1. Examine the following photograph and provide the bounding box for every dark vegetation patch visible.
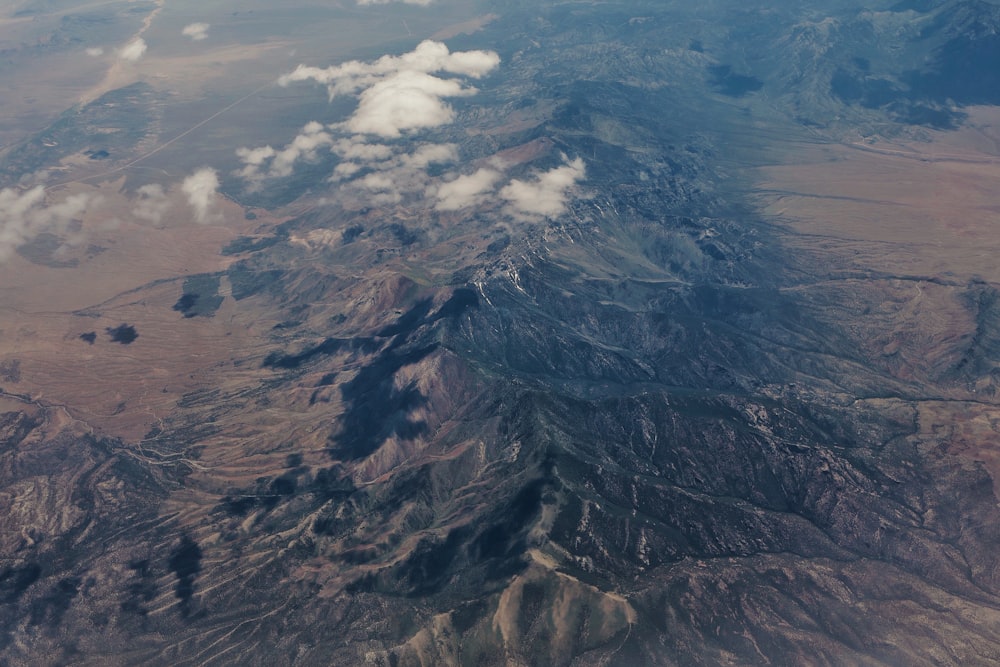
[471,479,546,563]
[435,288,479,320]
[172,274,223,318]
[226,260,285,301]
[401,526,472,596]
[167,535,202,617]
[79,332,96,344]
[451,598,490,633]
[29,577,80,628]
[903,30,1000,106]
[312,515,344,536]
[342,224,365,244]
[85,149,110,160]
[311,466,357,500]
[485,235,510,254]
[519,580,547,623]
[385,223,420,246]
[221,495,258,517]
[262,475,297,509]
[830,66,963,129]
[0,563,42,603]
[377,299,434,338]
[106,324,138,344]
[344,572,378,594]
[708,65,763,97]
[310,481,360,537]
[889,101,962,129]
[0,359,21,383]
[121,560,156,617]
[830,68,901,108]
[220,466,355,517]
[172,293,198,313]
[331,345,438,460]
[310,373,339,405]
[699,242,727,261]
[340,547,379,565]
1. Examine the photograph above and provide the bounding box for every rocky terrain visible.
[4,0,1000,664]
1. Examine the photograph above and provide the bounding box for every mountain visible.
[3,0,1000,664]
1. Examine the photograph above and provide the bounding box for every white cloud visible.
[236,121,334,184]
[85,47,104,57]
[400,143,458,169]
[346,143,457,203]
[356,172,401,205]
[0,187,95,262]
[279,40,499,94]
[118,38,147,62]
[331,137,394,162]
[333,162,363,180]
[236,41,501,207]
[432,167,503,211]
[272,122,333,177]
[234,145,276,181]
[500,156,586,220]
[346,70,475,137]
[182,23,210,41]
[181,168,220,224]
[279,40,499,138]
[131,184,171,224]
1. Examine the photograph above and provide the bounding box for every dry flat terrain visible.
[0,176,267,441]
[759,106,1000,280]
